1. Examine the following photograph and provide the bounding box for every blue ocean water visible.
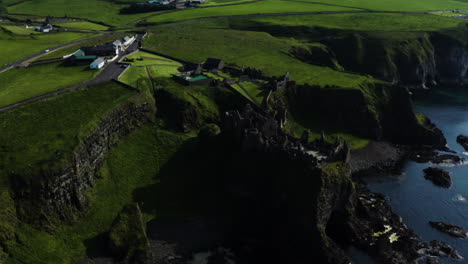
[354,89,468,264]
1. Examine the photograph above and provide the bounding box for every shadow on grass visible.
[84,232,110,258]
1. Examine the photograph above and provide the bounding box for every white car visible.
[44,49,50,53]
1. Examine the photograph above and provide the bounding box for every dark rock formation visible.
[423,167,451,188]
[109,203,150,262]
[408,146,463,165]
[456,135,468,151]
[285,83,447,149]
[349,141,405,176]
[351,185,463,264]
[422,240,463,260]
[429,221,468,238]
[11,100,154,227]
[223,104,350,166]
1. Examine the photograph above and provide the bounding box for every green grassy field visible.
[251,12,463,32]
[35,32,128,61]
[284,110,370,149]
[0,30,94,66]
[0,25,38,35]
[202,0,257,6]
[119,51,182,88]
[144,0,468,24]
[144,22,370,87]
[0,62,99,108]
[4,125,191,264]
[146,0,358,24]
[240,81,266,104]
[55,21,109,31]
[7,0,159,26]
[0,81,136,180]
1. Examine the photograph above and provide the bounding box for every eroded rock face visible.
[11,101,154,227]
[429,221,468,238]
[423,167,451,188]
[422,240,463,260]
[456,135,468,151]
[109,203,150,262]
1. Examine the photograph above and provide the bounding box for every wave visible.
[453,194,468,203]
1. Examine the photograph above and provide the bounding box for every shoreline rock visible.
[423,167,451,188]
[456,135,468,151]
[429,221,468,238]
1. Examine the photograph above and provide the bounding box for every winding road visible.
[0,33,144,113]
[0,32,118,74]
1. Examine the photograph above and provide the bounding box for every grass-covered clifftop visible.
[0,81,155,262]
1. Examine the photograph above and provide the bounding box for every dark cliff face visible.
[218,107,356,264]
[11,101,155,227]
[318,32,468,88]
[284,83,446,148]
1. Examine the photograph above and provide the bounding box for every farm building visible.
[122,36,136,46]
[113,40,122,49]
[35,24,53,33]
[90,57,106,69]
[82,44,119,57]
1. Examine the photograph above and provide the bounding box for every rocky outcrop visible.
[429,221,468,238]
[223,104,350,166]
[322,32,468,88]
[284,83,447,149]
[422,240,463,260]
[289,44,344,71]
[423,167,451,188]
[109,203,150,262]
[11,100,154,227]
[456,135,468,151]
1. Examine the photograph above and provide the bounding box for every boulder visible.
[425,240,462,260]
[456,135,468,151]
[423,167,451,188]
[109,203,150,262]
[429,221,468,238]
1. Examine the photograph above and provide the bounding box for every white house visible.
[113,40,122,49]
[35,24,53,33]
[90,57,106,69]
[122,36,136,46]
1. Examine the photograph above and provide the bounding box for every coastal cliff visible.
[10,97,155,228]
[320,32,468,88]
[282,82,446,148]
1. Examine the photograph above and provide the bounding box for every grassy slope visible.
[0,25,39,35]
[146,0,468,24]
[36,32,128,60]
[5,126,191,264]
[0,62,99,108]
[252,12,463,32]
[0,82,139,264]
[7,0,159,26]
[144,22,369,87]
[0,82,136,176]
[0,30,94,66]
[147,0,358,23]
[55,21,109,31]
[119,51,182,88]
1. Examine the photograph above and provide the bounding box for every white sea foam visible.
[453,194,468,203]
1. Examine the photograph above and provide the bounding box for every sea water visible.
[353,88,468,264]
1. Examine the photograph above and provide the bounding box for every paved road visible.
[0,32,118,74]
[0,34,144,113]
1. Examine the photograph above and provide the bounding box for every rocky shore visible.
[429,221,468,238]
[423,167,452,188]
